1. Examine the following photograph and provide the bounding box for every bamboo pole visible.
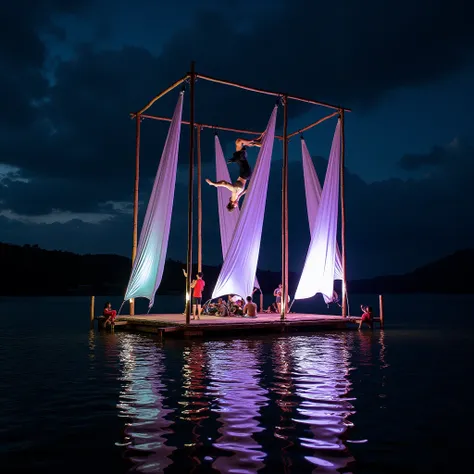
[133,75,189,117]
[136,113,284,140]
[379,294,384,328]
[185,62,196,325]
[130,115,141,316]
[260,292,264,313]
[288,111,339,139]
[90,295,95,328]
[196,73,351,112]
[340,110,348,317]
[197,126,202,273]
[281,96,289,321]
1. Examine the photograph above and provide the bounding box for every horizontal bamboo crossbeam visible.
[136,113,284,140]
[287,111,340,138]
[196,73,351,112]
[133,74,190,117]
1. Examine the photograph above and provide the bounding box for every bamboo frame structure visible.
[130,115,141,316]
[196,73,351,112]
[340,109,348,317]
[281,96,289,320]
[135,113,284,140]
[287,111,339,139]
[129,63,350,322]
[197,126,202,273]
[185,62,196,325]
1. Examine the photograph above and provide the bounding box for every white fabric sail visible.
[212,105,278,300]
[123,92,184,308]
[214,135,260,290]
[295,120,341,301]
[301,138,343,281]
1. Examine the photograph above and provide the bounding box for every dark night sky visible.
[0,0,473,279]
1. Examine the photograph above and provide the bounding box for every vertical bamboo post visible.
[260,292,264,313]
[185,62,196,325]
[90,295,95,328]
[197,126,202,273]
[281,95,289,321]
[379,294,384,328]
[130,115,141,316]
[340,110,348,317]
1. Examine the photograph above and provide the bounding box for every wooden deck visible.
[103,313,377,337]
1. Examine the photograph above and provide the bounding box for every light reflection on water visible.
[110,334,373,474]
[2,294,472,473]
[116,335,175,472]
[209,340,267,473]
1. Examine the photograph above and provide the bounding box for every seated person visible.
[205,302,218,315]
[243,296,258,318]
[264,302,279,313]
[359,305,373,330]
[217,298,228,317]
[233,299,244,316]
[103,302,117,325]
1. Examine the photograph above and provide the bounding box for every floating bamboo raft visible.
[96,312,382,338]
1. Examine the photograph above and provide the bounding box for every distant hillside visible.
[0,242,472,296]
[350,249,473,294]
[0,242,291,296]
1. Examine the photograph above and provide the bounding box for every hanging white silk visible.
[295,120,341,301]
[214,135,260,290]
[301,138,343,282]
[123,92,184,308]
[212,105,278,300]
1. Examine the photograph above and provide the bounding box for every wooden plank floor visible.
[112,313,371,336]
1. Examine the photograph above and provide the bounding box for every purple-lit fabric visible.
[301,138,343,282]
[295,120,341,301]
[214,135,260,290]
[212,105,278,300]
[124,92,184,308]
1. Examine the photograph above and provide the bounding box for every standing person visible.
[274,283,282,313]
[191,272,205,320]
[243,296,258,318]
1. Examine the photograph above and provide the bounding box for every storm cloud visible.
[0,0,473,277]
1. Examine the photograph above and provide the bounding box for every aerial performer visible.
[206,136,263,211]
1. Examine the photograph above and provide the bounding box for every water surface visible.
[0,294,472,473]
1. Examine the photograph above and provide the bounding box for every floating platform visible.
[100,313,380,337]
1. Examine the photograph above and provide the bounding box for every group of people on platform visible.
[100,269,374,329]
[185,272,293,320]
[185,271,259,320]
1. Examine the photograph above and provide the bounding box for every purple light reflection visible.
[181,343,209,422]
[116,336,174,473]
[289,336,356,473]
[207,340,268,473]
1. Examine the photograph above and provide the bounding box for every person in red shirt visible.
[103,302,117,326]
[359,305,373,330]
[191,272,205,320]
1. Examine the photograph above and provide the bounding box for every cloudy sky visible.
[0,0,473,279]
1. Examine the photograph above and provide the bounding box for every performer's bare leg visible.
[206,179,235,192]
[235,137,263,151]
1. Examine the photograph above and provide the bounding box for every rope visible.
[345,288,351,317]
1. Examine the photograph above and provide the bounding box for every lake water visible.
[0,294,472,473]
